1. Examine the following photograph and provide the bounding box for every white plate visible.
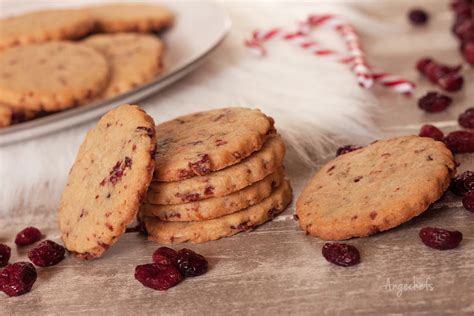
[0,0,231,146]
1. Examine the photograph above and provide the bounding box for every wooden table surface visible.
[2,1,474,315]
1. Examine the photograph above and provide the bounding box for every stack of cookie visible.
[140,107,293,243]
[0,3,173,128]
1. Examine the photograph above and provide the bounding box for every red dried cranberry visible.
[451,171,474,196]
[15,227,42,246]
[27,240,65,267]
[152,247,178,266]
[336,145,362,156]
[438,73,464,92]
[408,9,429,25]
[416,57,433,73]
[422,61,462,84]
[322,243,360,267]
[134,263,182,291]
[176,248,208,277]
[0,262,37,297]
[0,244,11,267]
[418,92,452,112]
[458,108,474,128]
[462,191,474,212]
[419,227,463,250]
[444,130,474,153]
[456,19,474,41]
[463,41,474,64]
[419,124,444,141]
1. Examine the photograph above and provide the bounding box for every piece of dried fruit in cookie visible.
[0,244,11,267]
[322,243,360,267]
[0,262,37,297]
[419,227,463,250]
[58,104,156,259]
[296,136,456,240]
[336,145,362,156]
[135,263,182,291]
[15,227,42,246]
[28,240,65,267]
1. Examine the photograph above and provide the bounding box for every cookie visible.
[82,33,164,98]
[89,4,174,33]
[0,42,109,111]
[143,180,292,243]
[154,108,275,182]
[143,168,285,221]
[296,136,456,240]
[0,9,94,50]
[149,135,286,204]
[59,104,156,259]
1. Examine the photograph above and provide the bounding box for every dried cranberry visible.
[419,227,463,250]
[336,145,362,156]
[0,244,11,267]
[421,60,462,84]
[458,108,474,128]
[419,124,444,141]
[451,171,474,196]
[408,9,429,25]
[444,130,474,153]
[27,240,65,267]
[437,73,464,92]
[418,92,452,112]
[176,248,208,277]
[15,227,42,246]
[134,263,182,291]
[152,247,178,266]
[416,57,433,73]
[462,191,474,212]
[322,243,360,267]
[0,262,37,297]
[456,19,474,41]
[463,41,474,64]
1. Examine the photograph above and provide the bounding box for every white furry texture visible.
[0,1,383,213]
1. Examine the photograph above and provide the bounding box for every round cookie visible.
[0,42,109,111]
[59,104,156,259]
[89,4,173,33]
[0,9,94,50]
[154,108,276,182]
[143,180,293,243]
[82,33,164,98]
[149,135,286,204]
[143,168,285,221]
[296,136,456,241]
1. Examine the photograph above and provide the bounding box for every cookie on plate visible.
[89,4,173,33]
[149,135,286,204]
[0,42,109,111]
[59,104,156,259]
[82,33,164,98]
[143,180,292,243]
[0,9,94,50]
[143,168,285,221]
[296,136,456,240]
[154,108,276,182]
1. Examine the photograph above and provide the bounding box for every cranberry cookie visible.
[143,168,285,221]
[296,136,456,240]
[59,104,156,259]
[143,180,292,243]
[154,108,275,182]
[149,135,286,204]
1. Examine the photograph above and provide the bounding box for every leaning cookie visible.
[59,104,156,259]
[143,180,293,243]
[296,136,456,240]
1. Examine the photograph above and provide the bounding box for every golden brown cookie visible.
[296,136,456,240]
[0,9,94,50]
[89,4,174,33]
[154,108,275,182]
[143,180,292,243]
[82,33,164,98]
[59,104,156,259]
[149,135,286,204]
[143,168,285,221]
[0,42,109,111]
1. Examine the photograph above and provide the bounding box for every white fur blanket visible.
[0,0,386,213]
